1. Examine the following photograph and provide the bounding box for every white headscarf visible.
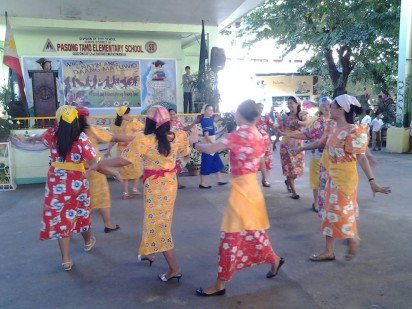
[335,94,361,113]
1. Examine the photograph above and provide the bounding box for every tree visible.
[243,0,400,97]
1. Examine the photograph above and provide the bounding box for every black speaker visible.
[7,100,29,128]
[210,47,226,72]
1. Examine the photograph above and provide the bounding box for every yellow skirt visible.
[309,157,320,190]
[88,171,111,209]
[220,173,270,233]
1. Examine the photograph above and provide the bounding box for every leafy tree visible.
[243,0,400,97]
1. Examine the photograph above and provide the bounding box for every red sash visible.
[143,168,175,184]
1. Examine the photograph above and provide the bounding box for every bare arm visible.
[194,141,227,154]
[284,132,310,140]
[202,131,213,144]
[111,134,134,143]
[357,154,391,197]
[296,140,325,153]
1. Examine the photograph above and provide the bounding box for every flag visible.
[198,20,208,94]
[3,12,26,101]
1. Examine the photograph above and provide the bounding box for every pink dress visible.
[256,115,276,170]
[277,114,305,178]
[170,118,186,174]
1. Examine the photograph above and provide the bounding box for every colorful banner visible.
[140,59,177,107]
[62,59,141,108]
[21,57,177,115]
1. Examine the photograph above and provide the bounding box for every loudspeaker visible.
[7,100,29,128]
[210,47,226,73]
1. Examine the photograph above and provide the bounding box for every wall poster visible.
[22,57,177,116]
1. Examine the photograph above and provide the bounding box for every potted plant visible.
[189,66,220,112]
[0,85,14,142]
[186,146,201,176]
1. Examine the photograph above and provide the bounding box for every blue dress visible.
[200,117,224,175]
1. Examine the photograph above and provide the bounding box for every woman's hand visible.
[189,127,199,145]
[291,147,302,156]
[370,180,391,197]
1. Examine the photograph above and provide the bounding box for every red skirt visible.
[217,230,277,281]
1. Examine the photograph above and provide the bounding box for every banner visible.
[22,57,177,115]
[140,59,176,108]
[62,59,141,108]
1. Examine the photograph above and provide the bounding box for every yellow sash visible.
[281,129,301,144]
[51,162,86,173]
[220,173,270,232]
[323,152,357,196]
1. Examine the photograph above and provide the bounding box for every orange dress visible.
[121,131,190,255]
[320,123,368,239]
[109,118,144,180]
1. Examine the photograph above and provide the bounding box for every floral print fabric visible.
[121,131,190,255]
[217,230,277,281]
[86,127,112,209]
[256,115,276,170]
[109,119,143,179]
[40,128,96,240]
[170,119,186,174]
[277,114,305,178]
[221,125,266,176]
[320,123,368,238]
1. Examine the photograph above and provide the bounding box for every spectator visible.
[371,112,384,151]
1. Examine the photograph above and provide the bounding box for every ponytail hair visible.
[144,118,173,156]
[344,105,363,124]
[56,118,81,161]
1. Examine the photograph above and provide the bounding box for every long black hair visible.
[144,118,174,157]
[344,104,363,124]
[56,119,81,161]
[78,115,89,133]
[114,107,131,126]
[287,96,303,121]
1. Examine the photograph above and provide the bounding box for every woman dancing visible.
[95,105,190,281]
[106,106,143,199]
[190,100,284,296]
[296,94,390,261]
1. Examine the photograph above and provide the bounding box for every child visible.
[371,112,384,151]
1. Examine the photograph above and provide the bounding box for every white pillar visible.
[396,0,412,127]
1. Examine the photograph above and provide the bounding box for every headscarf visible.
[289,96,302,104]
[335,94,361,113]
[146,105,170,128]
[116,106,128,117]
[56,105,78,124]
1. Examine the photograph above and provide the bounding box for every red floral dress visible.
[277,114,305,178]
[216,125,278,281]
[40,128,96,240]
[255,115,276,170]
[170,118,186,174]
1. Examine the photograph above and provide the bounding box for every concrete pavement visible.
[1,151,411,309]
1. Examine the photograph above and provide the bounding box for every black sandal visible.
[291,194,300,200]
[312,203,319,213]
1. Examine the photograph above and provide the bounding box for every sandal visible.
[62,260,74,271]
[291,194,300,200]
[131,189,141,196]
[312,203,319,213]
[262,180,271,187]
[266,257,285,278]
[84,236,96,252]
[309,254,335,262]
[122,192,133,200]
